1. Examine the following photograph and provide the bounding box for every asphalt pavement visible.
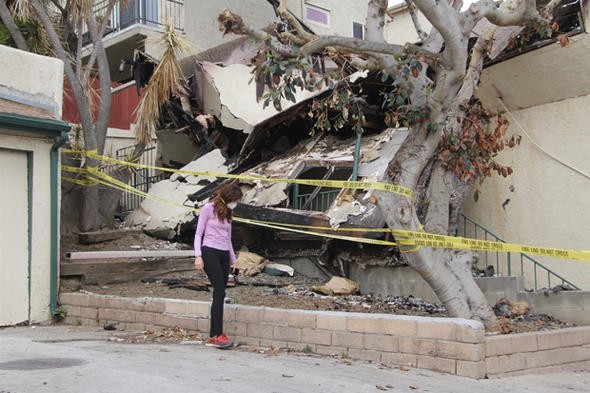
[1,325,589,393]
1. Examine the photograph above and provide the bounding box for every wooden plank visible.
[60,257,195,285]
[78,229,142,245]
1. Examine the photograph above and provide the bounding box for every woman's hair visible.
[211,183,243,222]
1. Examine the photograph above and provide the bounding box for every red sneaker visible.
[205,334,232,348]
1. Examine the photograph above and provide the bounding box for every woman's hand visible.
[194,256,204,271]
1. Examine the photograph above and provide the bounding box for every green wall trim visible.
[0,112,70,136]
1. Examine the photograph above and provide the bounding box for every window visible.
[352,21,364,39]
[304,4,330,28]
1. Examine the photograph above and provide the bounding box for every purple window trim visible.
[305,5,329,26]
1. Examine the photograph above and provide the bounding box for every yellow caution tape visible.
[60,161,590,262]
[62,149,414,198]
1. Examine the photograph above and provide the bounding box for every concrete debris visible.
[312,276,359,296]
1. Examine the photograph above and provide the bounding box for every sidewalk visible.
[1,325,589,393]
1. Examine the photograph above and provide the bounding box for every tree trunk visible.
[0,2,28,51]
[377,117,499,329]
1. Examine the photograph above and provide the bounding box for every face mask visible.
[227,202,238,210]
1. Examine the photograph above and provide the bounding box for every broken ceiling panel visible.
[200,61,324,134]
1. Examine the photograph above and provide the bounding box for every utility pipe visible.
[50,130,69,316]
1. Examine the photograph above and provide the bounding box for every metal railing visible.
[93,0,184,34]
[458,214,579,291]
[292,186,340,212]
[116,144,164,213]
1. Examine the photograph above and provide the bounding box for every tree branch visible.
[276,0,315,43]
[29,0,95,150]
[0,1,29,51]
[365,0,388,43]
[467,0,540,27]
[405,0,428,41]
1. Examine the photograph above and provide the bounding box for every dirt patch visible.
[60,231,576,334]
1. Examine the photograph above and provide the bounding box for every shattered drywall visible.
[126,149,228,238]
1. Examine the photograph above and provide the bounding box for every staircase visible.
[458,214,580,291]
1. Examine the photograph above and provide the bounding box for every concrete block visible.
[416,355,456,374]
[65,305,81,318]
[173,316,199,331]
[456,360,486,379]
[262,308,289,326]
[103,297,127,310]
[315,345,347,357]
[316,312,347,331]
[511,333,538,353]
[455,321,485,343]
[260,339,288,349]
[225,321,247,337]
[379,317,417,337]
[537,331,561,350]
[99,308,135,323]
[126,298,148,311]
[332,331,364,349]
[143,298,166,313]
[301,328,332,346]
[197,318,209,333]
[348,348,382,362]
[347,314,381,334]
[223,305,236,322]
[88,295,108,308]
[486,335,513,356]
[436,341,485,362]
[286,310,316,328]
[560,327,587,347]
[235,305,262,323]
[164,299,187,315]
[61,292,90,307]
[246,323,274,339]
[287,342,316,352]
[416,320,456,340]
[273,326,302,342]
[135,311,157,325]
[153,313,180,327]
[399,337,436,356]
[381,352,417,367]
[79,306,98,320]
[234,336,260,347]
[485,356,502,375]
[363,334,398,352]
[122,322,147,332]
[185,301,210,317]
[489,353,526,373]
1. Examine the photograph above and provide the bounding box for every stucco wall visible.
[182,0,277,54]
[0,44,66,324]
[463,94,590,290]
[0,45,64,118]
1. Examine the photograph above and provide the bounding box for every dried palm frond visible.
[11,0,31,19]
[134,21,191,147]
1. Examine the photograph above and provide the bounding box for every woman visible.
[194,183,243,348]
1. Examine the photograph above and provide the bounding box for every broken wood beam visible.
[65,250,195,260]
[78,228,143,245]
[60,257,195,285]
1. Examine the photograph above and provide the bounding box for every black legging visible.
[202,246,230,337]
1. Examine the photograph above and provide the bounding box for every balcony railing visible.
[93,0,184,35]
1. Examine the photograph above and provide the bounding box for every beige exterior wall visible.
[463,93,590,289]
[0,44,66,324]
[0,134,55,323]
[285,0,369,37]
[182,0,277,54]
[0,46,64,118]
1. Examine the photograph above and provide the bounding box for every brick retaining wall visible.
[59,292,590,379]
